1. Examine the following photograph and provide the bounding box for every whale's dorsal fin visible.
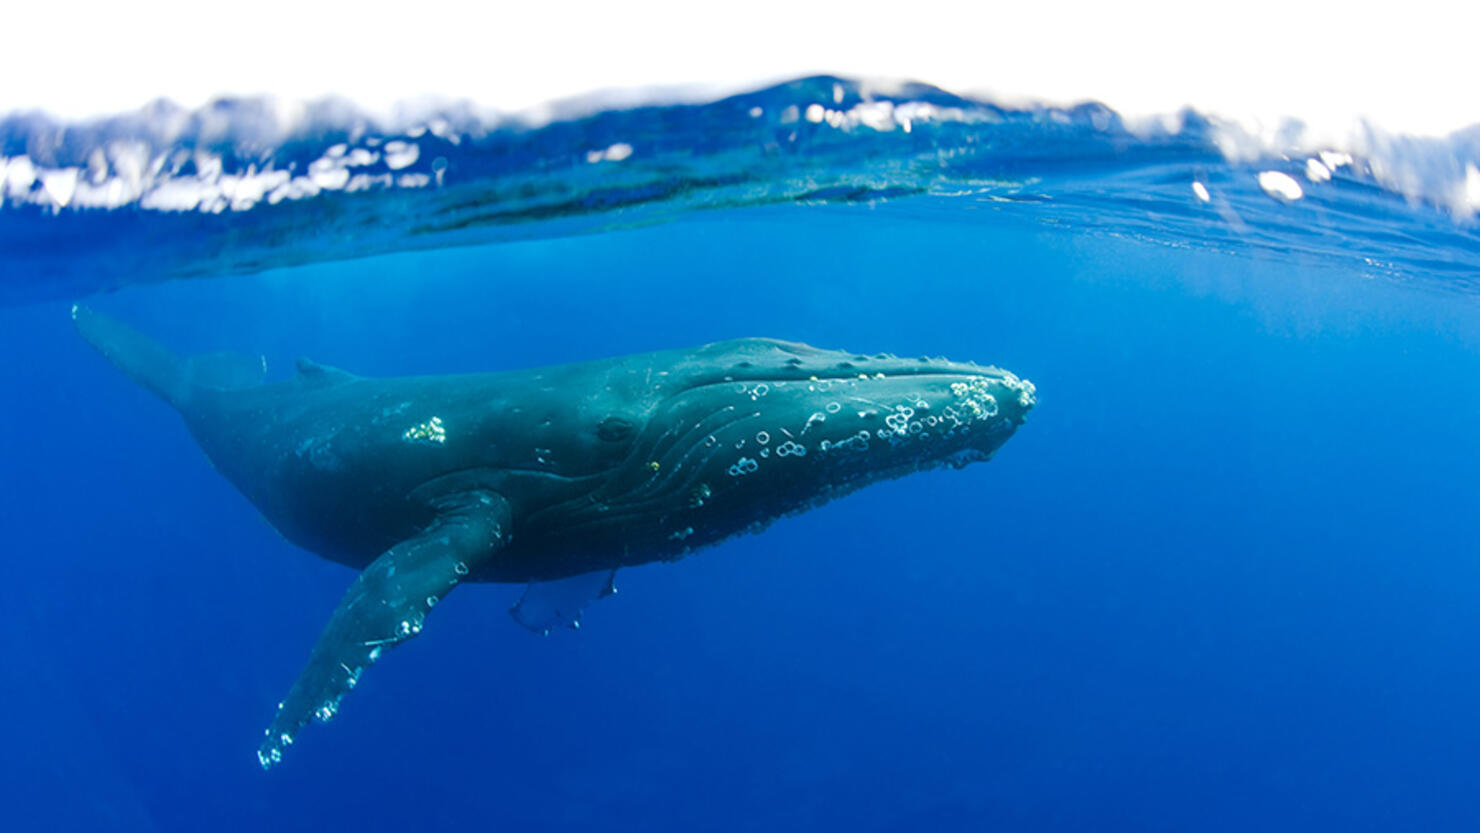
[293,357,359,387]
[258,489,512,769]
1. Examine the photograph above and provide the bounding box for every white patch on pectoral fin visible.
[510,569,618,634]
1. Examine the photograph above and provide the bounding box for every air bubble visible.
[756,431,770,445]
[825,402,841,414]
[885,412,910,435]
[689,483,711,507]
[727,457,760,477]
[776,441,807,457]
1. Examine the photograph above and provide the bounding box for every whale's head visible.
[538,338,1035,566]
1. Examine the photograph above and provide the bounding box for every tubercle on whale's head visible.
[580,338,1034,533]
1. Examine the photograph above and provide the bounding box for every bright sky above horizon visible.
[3,1,1475,138]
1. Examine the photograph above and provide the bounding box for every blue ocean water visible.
[2,77,1479,831]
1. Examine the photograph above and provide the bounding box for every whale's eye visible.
[597,416,636,443]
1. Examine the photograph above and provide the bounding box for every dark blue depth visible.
[2,205,1477,832]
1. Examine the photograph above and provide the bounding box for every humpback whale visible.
[73,307,1036,768]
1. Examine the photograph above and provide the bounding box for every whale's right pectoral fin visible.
[257,490,512,770]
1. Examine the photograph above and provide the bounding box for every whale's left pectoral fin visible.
[257,490,512,770]
[510,569,618,634]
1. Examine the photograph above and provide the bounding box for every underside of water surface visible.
[2,75,1478,304]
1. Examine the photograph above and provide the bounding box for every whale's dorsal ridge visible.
[293,356,359,387]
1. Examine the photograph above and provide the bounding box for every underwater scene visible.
[2,76,1479,831]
